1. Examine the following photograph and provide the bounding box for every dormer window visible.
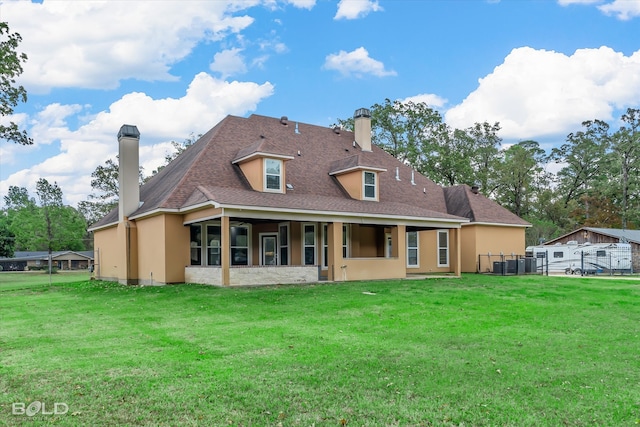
[232,139,293,194]
[264,158,282,192]
[329,155,385,202]
[363,171,377,200]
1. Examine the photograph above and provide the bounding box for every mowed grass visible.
[1,274,639,426]
[0,271,91,291]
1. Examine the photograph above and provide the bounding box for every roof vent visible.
[471,185,479,194]
[295,122,300,134]
[333,126,341,134]
[395,167,401,181]
[280,116,288,125]
[286,183,294,190]
[411,170,416,186]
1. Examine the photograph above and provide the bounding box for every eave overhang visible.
[232,152,295,165]
[328,165,388,176]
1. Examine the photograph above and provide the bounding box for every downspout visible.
[95,247,100,278]
[127,221,132,282]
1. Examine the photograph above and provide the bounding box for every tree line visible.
[2,21,638,254]
[1,180,87,257]
[337,99,640,245]
[2,101,638,256]
[0,136,197,257]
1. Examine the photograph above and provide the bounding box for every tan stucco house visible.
[88,109,529,286]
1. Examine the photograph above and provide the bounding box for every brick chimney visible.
[353,108,372,152]
[117,124,140,221]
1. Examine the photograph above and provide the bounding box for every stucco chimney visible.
[117,124,140,221]
[353,108,372,152]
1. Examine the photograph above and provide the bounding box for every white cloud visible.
[557,0,602,5]
[0,113,33,164]
[0,73,274,207]
[272,42,288,54]
[445,46,640,139]
[334,0,382,20]
[210,48,248,78]
[285,0,316,9]
[30,104,85,145]
[253,33,289,69]
[323,47,396,78]
[402,94,448,109]
[2,1,258,93]
[557,0,640,20]
[598,0,640,20]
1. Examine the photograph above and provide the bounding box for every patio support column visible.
[391,225,406,261]
[221,215,230,286]
[389,224,407,279]
[327,221,343,281]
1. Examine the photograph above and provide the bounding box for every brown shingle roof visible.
[328,154,387,175]
[193,185,459,220]
[444,185,530,226]
[232,136,294,164]
[90,114,527,229]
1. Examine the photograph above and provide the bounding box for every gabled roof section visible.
[328,154,387,175]
[584,227,640,243]
[546,227,640,245]
[0,251,94,262]
[444,185,530,226]
[90,117,231,229]
[232,137,295,164]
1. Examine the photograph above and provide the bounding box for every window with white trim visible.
[190,225,202,266]
[342,224,350,258]
[231,225,249,266]
[206,225,221,266]
[437,230,449,267]
[322,224,328,269]
[303,223,316,265]
[279,222,289,265]
[264,158,282,192]
[363,171,377,200]
[407,231,419,267]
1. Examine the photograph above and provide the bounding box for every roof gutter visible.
[462,221,531,228]
[91,200,470,231]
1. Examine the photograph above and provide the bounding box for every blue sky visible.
[1,0,640,207]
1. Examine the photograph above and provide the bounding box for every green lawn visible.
[0,270,91,291]
[1,274,639,426]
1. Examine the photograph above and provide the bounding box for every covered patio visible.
[182,206,462,286]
